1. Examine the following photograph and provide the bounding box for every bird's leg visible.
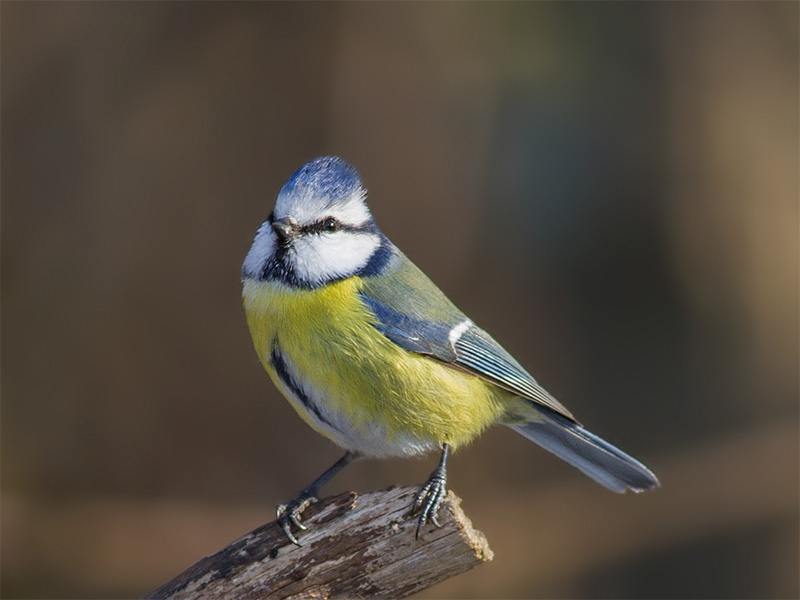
[277,451,357,546]
[412,443,450,538]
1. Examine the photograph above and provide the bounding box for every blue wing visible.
[361,294,457,361]
[359,293,575,421]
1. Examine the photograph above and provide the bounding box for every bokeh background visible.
[2,2,798,598]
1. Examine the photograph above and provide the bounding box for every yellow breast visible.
[242,277,508,456]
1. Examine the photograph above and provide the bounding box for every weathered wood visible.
[146,486,493,600]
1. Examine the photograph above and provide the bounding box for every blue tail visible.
[510,411,659,493]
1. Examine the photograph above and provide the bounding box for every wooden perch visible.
[147,486,493,600]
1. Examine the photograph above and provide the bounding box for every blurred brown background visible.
[2,2,798,598]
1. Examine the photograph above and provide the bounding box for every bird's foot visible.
[276,492,318,546]
[412,465,447,538]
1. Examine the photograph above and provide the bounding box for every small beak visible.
[271,218,297,242]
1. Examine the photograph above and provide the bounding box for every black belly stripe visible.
[270,348,339,432]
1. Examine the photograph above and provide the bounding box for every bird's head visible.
[243,157,391,288]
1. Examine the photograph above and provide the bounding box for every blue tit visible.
[242,156,659,545]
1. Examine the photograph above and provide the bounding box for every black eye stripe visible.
[302,218,336,234]
[300,218,373,235]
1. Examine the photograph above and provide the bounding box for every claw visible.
[412,480,433,513]
[289,510,308,531]
[276,494,317,546]
[281,520,301,546]
[413,475,447,538]
[412,445,450,539]
[429,500,444,528]
[273,452,358,547]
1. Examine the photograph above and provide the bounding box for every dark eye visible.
[322,217,338,232]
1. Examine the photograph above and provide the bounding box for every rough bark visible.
[147,486,493,600]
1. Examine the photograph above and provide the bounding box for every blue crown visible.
[281,156,362,201]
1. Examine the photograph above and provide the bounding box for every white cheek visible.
[290,232,380,284]
[242,222,276,278]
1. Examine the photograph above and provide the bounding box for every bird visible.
[241,156,659,546]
